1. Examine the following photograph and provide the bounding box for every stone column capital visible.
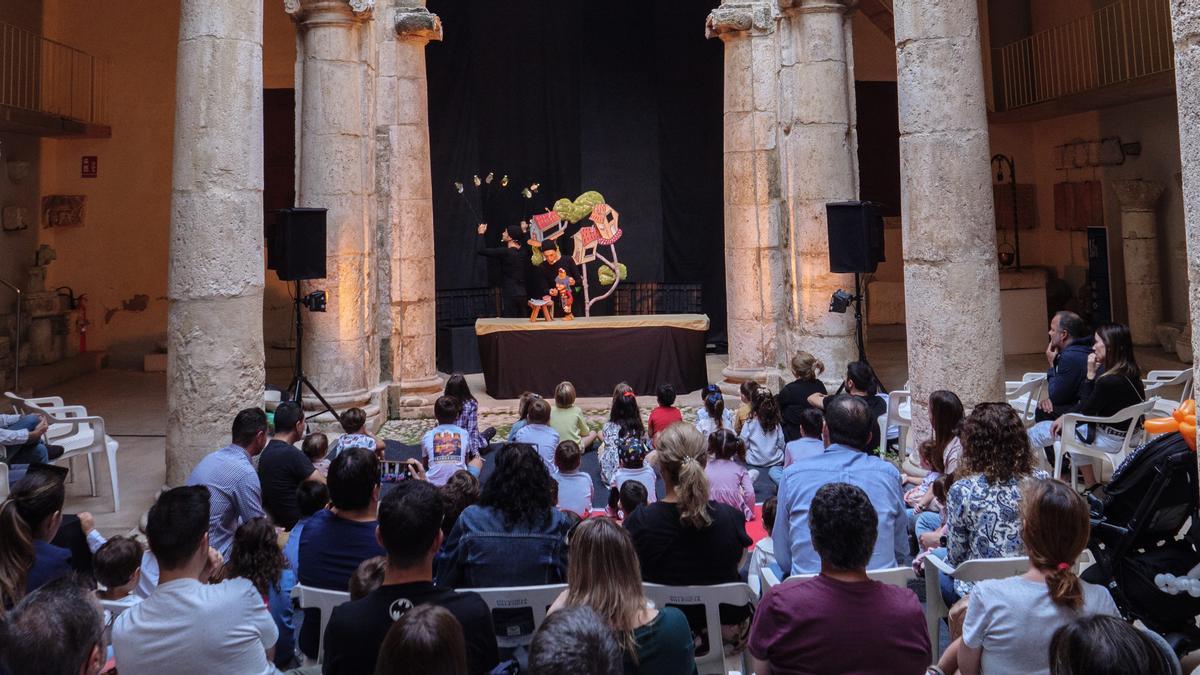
[1112,179,1165,211]
[285,0,373,24]
[778,0,856,16]
[705,3,775,40]
[394,6,443,43]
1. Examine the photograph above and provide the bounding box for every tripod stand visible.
[288,280,338,422]
[832,273,885,394]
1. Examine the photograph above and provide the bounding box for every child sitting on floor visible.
[328,407,382,461]
[747,497,779,585]
[302,432,330,477]
[95,535,144,608]
[421,396,484,487]
[903,437,945,530]
[705,429,756,521]
[553,440,594,518]
[511,398,561,474]
[607,436,656,515]
[284,480,329,573]
[549,381,596,447]
[734,380,759,435]
[508,391,540,438]
[647,383,683,441]
[617,481,648,520]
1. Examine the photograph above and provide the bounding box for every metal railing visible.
[995,0,1173,111]
[0,21,109,125]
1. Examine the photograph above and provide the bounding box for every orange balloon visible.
[1174,408,1188,423]
[1180,422,1197,451]
[1180,400,1197,416]
[1145,417,1180,435]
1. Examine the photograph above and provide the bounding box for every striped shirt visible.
[187,444,265,556]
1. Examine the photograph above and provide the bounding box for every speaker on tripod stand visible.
[825,201,885,383]
[266,207,338,421]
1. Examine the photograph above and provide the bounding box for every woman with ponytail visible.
[625,424,752,631]
[0,469,70,610]
[777,351,827,441]
[939,479,1119,675]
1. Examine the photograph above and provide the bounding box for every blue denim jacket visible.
[435,504,570,588]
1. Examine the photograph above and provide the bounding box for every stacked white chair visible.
[1005,373,1047,429]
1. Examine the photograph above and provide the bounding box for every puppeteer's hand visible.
[477,223,488,235]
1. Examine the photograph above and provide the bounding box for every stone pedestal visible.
[288,0,379,425]
[1172,1,1200,376]
[379,2,444,413]
[166,0,266,484]
[893,0,1004,440]
[779,0,859,384]
[708,1,789,391]
[1112,179,1165,346]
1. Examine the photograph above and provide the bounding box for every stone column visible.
[707,1,789,391]
[893,0,1004,440]
[1170,1,1200,375]
[287,0,378,424]
[377,2,443,414]
[166,0,266,484]
[779,0,859,385]
[1112,179,1164,347]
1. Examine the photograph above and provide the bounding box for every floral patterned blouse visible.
[945,469,1049,597]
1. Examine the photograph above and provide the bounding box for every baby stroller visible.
[1083,431,1200,655]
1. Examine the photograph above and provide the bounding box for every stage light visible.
[829,289,853,314]
[299,290,327,313]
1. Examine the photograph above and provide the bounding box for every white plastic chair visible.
[6,392,122,512]
[0,462,8,500]
[763,565,914,596]
[642,582,757,675]
[1054,399,1156,489]
[460,583,567,649]
[923,555,1030,660]
[291,584,351,663]
[886,390,913,458]
[1006,374,1047,429]
[1144,370,1194,414]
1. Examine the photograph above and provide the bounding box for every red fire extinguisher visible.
[77,294,90,353]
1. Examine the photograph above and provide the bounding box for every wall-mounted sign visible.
[81,156,98,178]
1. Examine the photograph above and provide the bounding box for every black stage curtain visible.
[426,0,726,341]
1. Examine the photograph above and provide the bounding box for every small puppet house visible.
[591,203,622,245]
[572,226,601,265]
[530,211,566,244]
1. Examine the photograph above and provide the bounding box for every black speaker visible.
[268,208,327,281]
[826,201,885,274]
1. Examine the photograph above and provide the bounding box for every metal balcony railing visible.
[995,0,1173,111]
[0,21,109,125]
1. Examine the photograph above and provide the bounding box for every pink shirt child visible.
[706,457,756,521]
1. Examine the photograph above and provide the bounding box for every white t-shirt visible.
[740,418,785,466]
[962,575,1120,675]
[421,424,470,486]
[112,577,278,675]
[611,466,657,504]
[555,471,594,517]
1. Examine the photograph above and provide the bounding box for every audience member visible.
[303,432,330,477]
[773,395,906,575]
[599,383,645,485]
[95,535,143,608]
[112,486,278,674]
[902,390,961,537]
[224,517,294,669]
[749,483,929,674]
[809,361,887,452]
[0,411,61,467]
[733,380,759,435]
[741,387,785,483]
[626,424,751,629]
[439,470,481,537]
[296,447,385,658]
[1038,311,1092,422]
[374,604,468,675]
[1029,322,1145,486]
[509,391,541,438]
[783,408,825,465]
[776,351,827,441]
[1049,615,1177,675]
[695,391,732,436]
[609,436,656,508]
[511,398,561,474]
[185,407,269,556]
[0,577,104,675]
[550,381,596,447]
[549,518,695,674]
[938,480,1119,675]
[618,481,649,520]
[257,401,324,530]
[554,440,594,517]
[283,480,328,573]
[529,605,623,675]
[436,443,570,588]
[445,373,493,460]
[647,383,683,440]
[349,556,386,601]
[323,480,498,674]
[705,429,755,521]
[941,403,1049,606]
[328,407,382,461]
[422,396,484,487]
[746,497,778,584]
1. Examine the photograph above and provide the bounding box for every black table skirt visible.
[476,315,709,398]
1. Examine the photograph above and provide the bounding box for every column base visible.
[388,374,445,418]
[299,386,384,433]
[719,366,782,397]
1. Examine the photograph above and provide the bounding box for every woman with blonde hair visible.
[777,352,827,442]
[549,518,694,673]
[937,479,1119,675]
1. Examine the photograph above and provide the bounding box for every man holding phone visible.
[1036,310,1092,422]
